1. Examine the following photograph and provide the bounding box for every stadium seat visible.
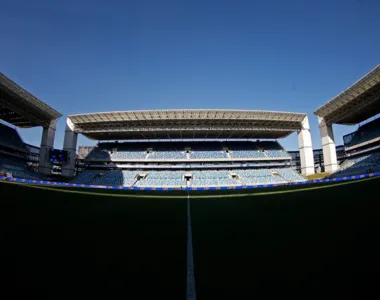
[0,123,27,151]
[137,170,186,187]
[0,155,44,180]
[82,141,292,162]
[332,152,380,177]
[344,118,380,148]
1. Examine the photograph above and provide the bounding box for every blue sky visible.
[1,0,379,150]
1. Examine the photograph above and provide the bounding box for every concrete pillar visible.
[61,118,78,178]
[318,116,338,173]
[39,120,57,175]
[298,116,315,175]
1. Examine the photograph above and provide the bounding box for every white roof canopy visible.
[0,73,62,127]
[314,65,380,125]
[68,109,307,140]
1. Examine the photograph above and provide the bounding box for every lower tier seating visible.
[0,155,44,180]
[71,168,304,187]
[332,152,380,177]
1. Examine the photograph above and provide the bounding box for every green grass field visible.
[1,177,379,297]
[191,176,380,299]
[0,181,187,296]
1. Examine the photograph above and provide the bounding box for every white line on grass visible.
[187,192,197,300]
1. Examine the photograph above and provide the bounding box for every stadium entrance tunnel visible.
[1,176,380,298]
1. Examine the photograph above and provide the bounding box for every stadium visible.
[1,65,380,297]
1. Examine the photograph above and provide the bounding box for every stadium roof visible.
[314,65,380,125]
[0,73,62,128]
[68,109,307,140]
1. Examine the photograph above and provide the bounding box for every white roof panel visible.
[68,109,307,140]
[314,65,380,125]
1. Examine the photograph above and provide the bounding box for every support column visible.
[298,116,315,175]
[39,120,57,175]
[318,116,338,173]
[61,118,78,178]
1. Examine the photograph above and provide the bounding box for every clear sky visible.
[1,0,379,150]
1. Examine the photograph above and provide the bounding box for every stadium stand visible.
[0,155,43,179]
[258,141,290,158]
[0,73,62,175]
[110,143,148,160]
[189,143,227,159]
[0,122,26,151]
[0,122,45,179]
[314,65,380,173]
[332,152,380,177]
[72,137,303,187]
[227,141,266,159]
[71,167,304,187]
[82,141,290,161]
[136,170,186,187]
[344,118,380,149]
[238,168,303,185]
[86,146,111,160]
[149,144,187,160]
[70,169,100,184]
[191,170,238,186]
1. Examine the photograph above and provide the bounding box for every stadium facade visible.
[61,110,316,179]
[314,65,380,173]
[289,145,346,173]
[1,65,380,187]
[0,73,61,175]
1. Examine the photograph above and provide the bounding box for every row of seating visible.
[71,169,138,186]
[0,155,43,180]
[85,141,291,160]
[71,168,304,187]
[332,152,380,177]
[136,170,186,187]
[238,168,304,184]
[0,123,26,151]
[344,118,380,148]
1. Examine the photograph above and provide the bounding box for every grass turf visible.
[1,177,380,297]
[190,176,380,298]
[0,181,187,296]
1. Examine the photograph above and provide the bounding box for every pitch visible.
[0,177,379,298]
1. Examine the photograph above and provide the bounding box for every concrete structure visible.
[61,118,78,177]
[39,120,57,175]
[297,116,315,175]
[0,73,62,175]
[63,109,315,176]
[289,145,346,174]
[317,117,338,172]
[314,65,380,173]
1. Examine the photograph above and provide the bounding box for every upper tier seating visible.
[189,143,227,159]
[86,147,110,160]
[0,123,26,151]
[344,118,380,148]
[228,141,290,159]
[110,143,147,160]
[149,144,187,159]
[83,141,291,161]
[257,141,290,158]
[227,141,266,159]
